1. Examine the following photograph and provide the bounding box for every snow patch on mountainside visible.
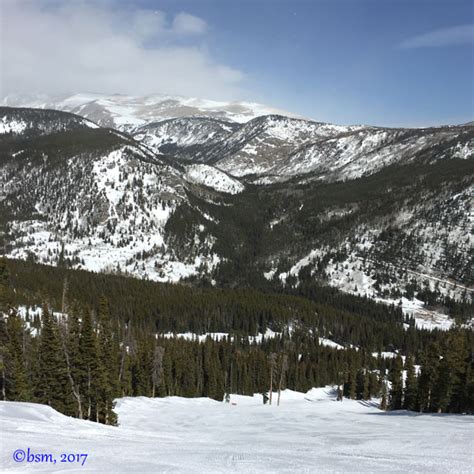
[277,244,469,330]
[3,93,301,130]
[184,164,244,194]
[4,143,222,284]
[0,116,27,134]
[163,330,348,350]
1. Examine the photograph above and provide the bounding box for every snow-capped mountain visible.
[0,107,100,136]
[132,114,473,184]
[0,104,472,309]
[2,93,301,131]
[0,107,224,282]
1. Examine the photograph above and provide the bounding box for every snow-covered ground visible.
[184,164,245,194]
[162,330,347,350]
[1,387,472,473]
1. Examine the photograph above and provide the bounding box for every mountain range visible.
[0,93,472,321]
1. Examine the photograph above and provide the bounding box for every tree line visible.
[0,258,472,426]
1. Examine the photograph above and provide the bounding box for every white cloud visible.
[172,12,207,35]
[0,1,245,100]
[399,24,474,49]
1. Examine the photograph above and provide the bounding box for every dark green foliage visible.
[0,258,472,423]
[5,258,457,356]
[403,354,417,411]
[4,312,31,401]
[35,305,73,413]
[417,342,441,412]
[388,356,403,410]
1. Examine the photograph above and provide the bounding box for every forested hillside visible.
[1,106,472,310]
[1,258,472,425]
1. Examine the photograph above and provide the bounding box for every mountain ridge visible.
[0,103,472,322]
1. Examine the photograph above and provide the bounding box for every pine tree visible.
[403,354,417,411]
[388,356,403,410]
[58,308,83,419]
[96,297,118,424]
[0,258,12,314]
[77,307,99,420]
[5,311,31,401]
[443,330,470,413]
[417,342,440,412]
[346,364,357,400]
[36,304,73,414]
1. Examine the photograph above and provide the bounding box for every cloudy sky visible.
[1,0,473,126]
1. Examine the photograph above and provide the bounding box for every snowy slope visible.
[1,390,472,473]
[274,184,473,307]
[135,112,473,186]
[0,107,223,283]
[212,119,474,183]
[184,164,244,194]
[0,107,99,136]
[134,117,239,161]
[0,105,472,302]
[202,115,361,176]
[2,93,301,131]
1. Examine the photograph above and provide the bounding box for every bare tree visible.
[119,322,133,396]
[268,353,278,405]
[58,318,82,419]
[61,276,69,314]
[277,354,289,406]
[0,350,6,401]
[152,345,165,398]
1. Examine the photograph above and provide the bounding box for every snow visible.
[5,93,301,130]
[279,239,469,332]
[1,389,472,473]
[372,351,399,359]
[319,338,345,350]
[184,164,244,194]
[163,331,354,351]
[0,117,27,134]
[162,328,280,344]
[398,298,455,331]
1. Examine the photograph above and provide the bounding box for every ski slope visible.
[0,387,472,473]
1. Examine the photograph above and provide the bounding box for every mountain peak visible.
[1,92,304,131]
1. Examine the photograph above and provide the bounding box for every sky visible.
[1,0,473,126]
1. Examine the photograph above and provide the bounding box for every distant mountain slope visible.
[0,107,224,282]
[132,114,474,184]
[0,106,100,136]
[2,93,302,131]
[0,105,472,310]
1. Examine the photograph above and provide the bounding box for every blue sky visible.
[137,0,474,126]
[3,0,474,126]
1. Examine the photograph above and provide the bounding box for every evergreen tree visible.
[417,343,440,412]
[403,354,417,411]
[77,307,99,420]
[388,356,403,410]
[443,330,470,413]
[96,297,118,424]
[5,312,31,401]
[36,304,73,414]
[0,258,12,313]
